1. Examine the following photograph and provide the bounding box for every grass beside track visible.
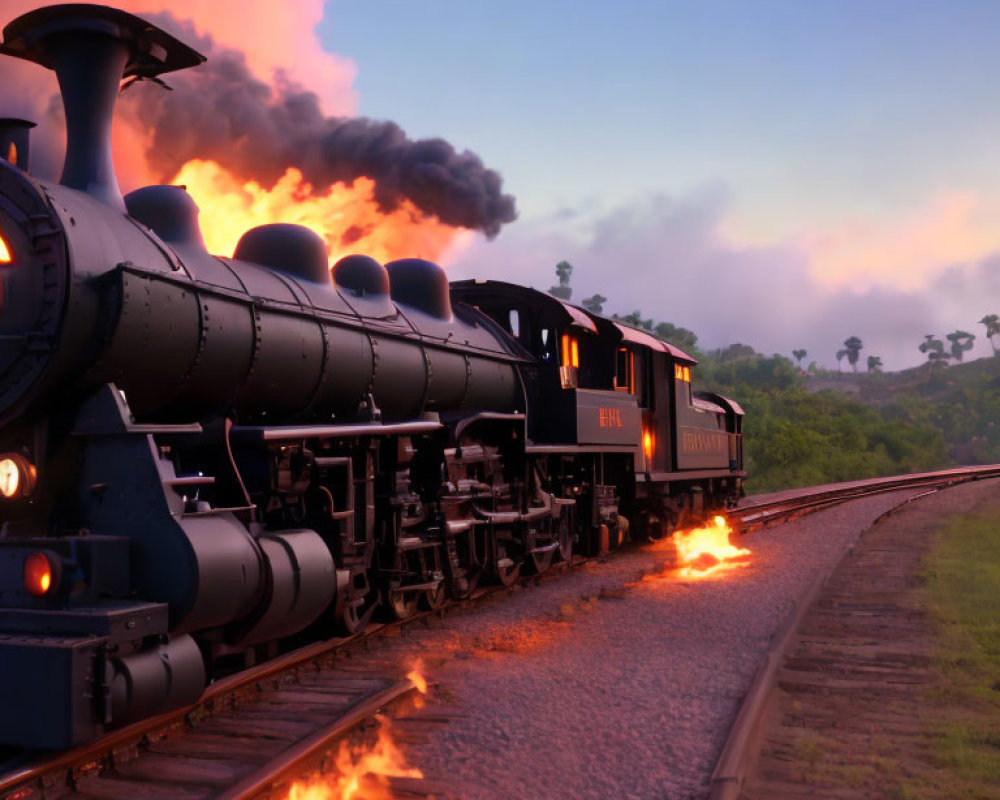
[917,502,1000,798]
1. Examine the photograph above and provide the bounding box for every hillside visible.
[694,350,1000,493]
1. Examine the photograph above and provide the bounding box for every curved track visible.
[730,464,1000,533]
[710,465,1000,800]
[1,465,996,799]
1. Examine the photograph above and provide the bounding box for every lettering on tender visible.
[598,407,623,428]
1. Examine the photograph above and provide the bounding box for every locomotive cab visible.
[451,280,642,449]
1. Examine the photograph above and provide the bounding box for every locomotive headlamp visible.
[23,552,59,597]
[0,454,36,498]
[0,231,11,263]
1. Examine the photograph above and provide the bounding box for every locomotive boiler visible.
[0,4,744,752]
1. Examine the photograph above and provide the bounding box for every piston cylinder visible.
[110,634,205,724]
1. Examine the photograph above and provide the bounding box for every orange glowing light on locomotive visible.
[0,232,11,264]
[171,160,464,266]
[673,515,750,578]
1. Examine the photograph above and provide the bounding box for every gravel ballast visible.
[368,489,939,800]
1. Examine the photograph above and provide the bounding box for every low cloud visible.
[799,191,999,292]
[446,189,1000,371]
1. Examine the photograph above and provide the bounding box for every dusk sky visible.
[320,0,1000,369]
[3,0,999,369]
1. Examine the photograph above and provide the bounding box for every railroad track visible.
[2,464,997,800]
[0,640,420,800]
[728,463,1000,532]
[0,562,576,800]
[710,464,1000,800]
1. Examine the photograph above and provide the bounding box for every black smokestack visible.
[0,5,204,211]
[0,118,34,171]
[122,14,517,237]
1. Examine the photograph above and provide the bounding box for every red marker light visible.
[24,552,54,597]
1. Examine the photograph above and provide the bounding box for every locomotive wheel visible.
[341,604,364,634]
[389,584,419,620]
[529,548,554,575]
[639,512,666,542]
[340,596,377,635]
[495,558,521,586]
[494,535,522,586]
[555,515,573,563]
[452,564,481,599]
[422,580,447,610]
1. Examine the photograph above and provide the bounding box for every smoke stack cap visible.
[385,258,452,320]
[125,185,206,250]
[0,4,205,78]
[332,254,389,297]
[234,223,331,284]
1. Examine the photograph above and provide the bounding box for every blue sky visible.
[313,1,1000,369]
[321,0,1000,234]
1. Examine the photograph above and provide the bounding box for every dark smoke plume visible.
[120,13,517,237]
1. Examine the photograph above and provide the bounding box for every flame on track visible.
[173,160,467,265]
[673,515,751,578]
[405,658,428,696]
[284,715,422,800]
[283,666,429,800]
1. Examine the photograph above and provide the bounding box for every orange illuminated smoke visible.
[0,232,11,264]
[172,160,464,266]
[284,715,422,800]
[24,553,53,597]
[673,515,750,578]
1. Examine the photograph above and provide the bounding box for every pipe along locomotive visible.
[0,5,744,750]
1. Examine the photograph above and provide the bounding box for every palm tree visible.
[919,335,950,370]
[549,260,573,300]
[945,330,975,362]
[835,349,848,372]
[581,294,607,314]
[618,310,653,331]
[919,335,943,359]
[792,349,807,370]
[867,355,883,372]
[843,336,863,372]
[980,314,1000,355]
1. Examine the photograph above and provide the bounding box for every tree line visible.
[545,260,1000,492]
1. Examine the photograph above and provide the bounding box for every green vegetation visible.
[667,325,999,493]
[921,505,1000,792]
[546,275,998,491]
[696,352,952,492]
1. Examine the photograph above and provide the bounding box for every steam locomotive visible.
[0,4,744,750]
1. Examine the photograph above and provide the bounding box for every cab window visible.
[615,348,634,393]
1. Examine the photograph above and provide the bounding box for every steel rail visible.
[215,679,419,800]
[0,556,574,798]
[728,463,1000,533]
[2,464,996,798]
[709,467,1000,800]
